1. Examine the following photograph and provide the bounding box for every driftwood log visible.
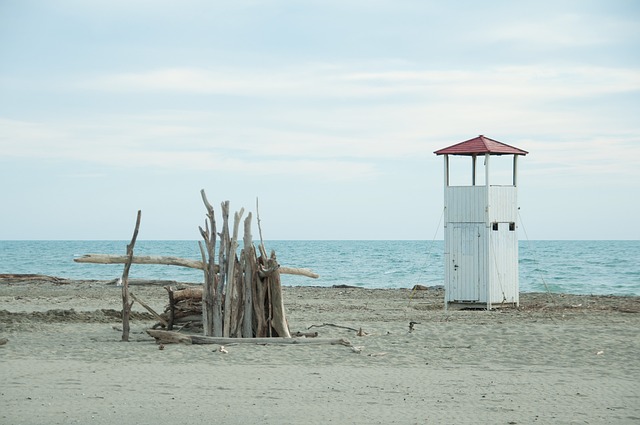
[146,329,352,347]
[74,255,319,278]
[241,213,255,338]
[260,253,290,338]
[223,206,244,337]
[198,190,219,336]
[120,210,141,342]
[0,274,68,284]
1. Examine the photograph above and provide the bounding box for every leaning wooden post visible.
[218,201,230,336]
[253,255,268,337]
[164,286,176,330]
[241,212,254,338]
[229,213,245,337]
[256,197,268,259]
[223,207,244,337]
[199,190,218,336]
[121,210,141,342]
[265,251,291,338]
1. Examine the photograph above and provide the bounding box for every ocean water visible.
[0,240,638,296]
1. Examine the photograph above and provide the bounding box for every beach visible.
[1,277,639,424]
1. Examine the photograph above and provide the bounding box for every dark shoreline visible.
[2,274,639,315]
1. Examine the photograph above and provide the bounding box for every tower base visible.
[445,300,519,311]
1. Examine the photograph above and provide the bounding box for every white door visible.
[450,224,481,301]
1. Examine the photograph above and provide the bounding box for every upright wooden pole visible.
[472,154,477,186]
[199,190,218,336]
[219,201,230,336]
[224,208,244,337]
[253,255,268,337]
[513,154,518,186]
[444,154,449,187]
[266,251,291,338]
[121,210,141,342]
[242,212,254,338]
[255,198,268,259]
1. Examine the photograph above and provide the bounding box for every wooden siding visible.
[444,186,487,223]
[444,185,519,308]
[487,223,519,305]
[487,186,518,223]
[444,223,486,303]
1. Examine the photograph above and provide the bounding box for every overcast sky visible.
[1,0,639,240]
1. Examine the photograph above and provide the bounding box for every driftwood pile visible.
[75,190,319,340]
[162,286,203,330]
[160,247,290,338]
[187,193,291,338]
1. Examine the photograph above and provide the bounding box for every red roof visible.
[434,135,528,156]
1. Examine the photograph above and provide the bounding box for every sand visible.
[1,277,639,425]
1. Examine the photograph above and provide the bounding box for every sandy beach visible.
[1,276,639,425]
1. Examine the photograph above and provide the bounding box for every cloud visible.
[0,116,381,181]
[484,13,615,48]
[519,136,640,187]
[83,68,300,95]
[79,63,640,103]
[4,60,639,186]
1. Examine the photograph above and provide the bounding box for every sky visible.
[1,0,639,241]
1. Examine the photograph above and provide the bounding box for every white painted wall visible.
[444,178,519,308]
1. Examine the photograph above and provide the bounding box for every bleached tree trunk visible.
[218,202,229,336]
[199,190,219,336]
[227,209,244,337]
[147,329,352,347]
[242,213,254,338]
[74,255,318,278]
[121,210,141,342]
[264,252,291,338]
[164,286,176,330]
[75,254,204,270]
[230,258,244,338]
[253,255,268,337]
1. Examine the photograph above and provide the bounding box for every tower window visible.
[492,222,499,231]
[509,222,515,231]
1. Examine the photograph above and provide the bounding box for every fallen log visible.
[147,329,192,344]
[74,254,319,278]
[146,329,351,346]
[0,274,68,284]
[172,315,202,323]
[279,267,319,279]
[292,331,319,338]
[171,286,205,302]
[75,254,205,270]
[308,323,361,333]
[119,279,187,286]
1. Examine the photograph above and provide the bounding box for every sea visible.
[0,240,639,296]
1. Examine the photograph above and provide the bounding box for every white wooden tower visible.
[434,136,528,310]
